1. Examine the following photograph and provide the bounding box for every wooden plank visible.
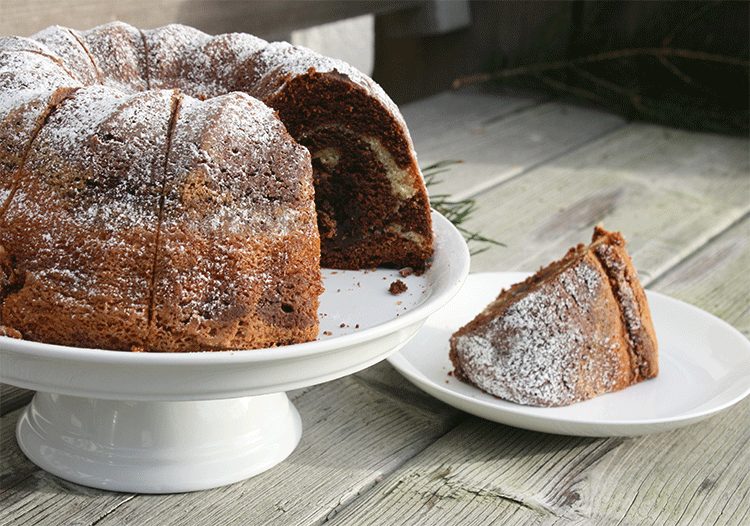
[0,384,34,417]
[0,90,746,526]
[319,95,750,525]
[647,214,750,336]
[459,122,750,279]
[403,91,626,203]
[1,404,138,524]
[401,89,545,146]
[1,406,35,486]
[325,395,750,525]
[0,0,417,38]
[2,407,133,526]
[0,362,462,525]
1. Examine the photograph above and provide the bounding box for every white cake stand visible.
[0,211,469,493]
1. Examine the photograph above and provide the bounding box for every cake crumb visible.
[389,280,408,295]
[399,267,414,277]
[0,326,22,339]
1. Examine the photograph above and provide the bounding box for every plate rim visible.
[388,271,750,436]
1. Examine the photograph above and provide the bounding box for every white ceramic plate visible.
[0,210,470,402]
[388,272,750,437]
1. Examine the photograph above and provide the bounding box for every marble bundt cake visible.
[0,21,433,352]
[449,226,658,407]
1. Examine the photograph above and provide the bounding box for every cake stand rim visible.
[0,210,470,401]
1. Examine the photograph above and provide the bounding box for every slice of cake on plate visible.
[449,225,658,407]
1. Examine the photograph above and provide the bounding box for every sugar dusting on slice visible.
[452,257,626,407]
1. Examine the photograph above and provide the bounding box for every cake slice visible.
[449,225,658,407]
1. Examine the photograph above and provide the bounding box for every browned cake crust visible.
[1,88,321,352]
[148,94,322,352]
[449,225,658,407]
[1,88,173,351]
[0,22,434,351]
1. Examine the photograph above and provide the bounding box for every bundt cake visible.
[0,21,433,352]
[449,226,658,407]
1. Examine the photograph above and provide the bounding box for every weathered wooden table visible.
[2,88,749,525]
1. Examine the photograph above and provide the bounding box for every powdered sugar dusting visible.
[151,93,320,351]
[142,24,214,95]
[24,86,173,230]
[259,42,398,114]
[251,41,415,155]
[0,65,67,126]
[0,50,80,115]
[1,49,82,213]
[452,261,626,407]
[1,21,416,350]
[0,86,175,347]
[79,22,148,93]
[164,92,315,237]
[5,21,416,177]
[144,25,267,100]
[30,26,100,85]
[0,35,53,54]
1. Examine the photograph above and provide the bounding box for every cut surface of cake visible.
[0,21,433,352]
[449,226,658,407]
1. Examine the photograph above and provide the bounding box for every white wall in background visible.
[291,14,374,76]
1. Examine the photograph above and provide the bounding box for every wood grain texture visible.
[458,121,749,279]
[326,396,750,525]
[325,215,750,525]
[648,214,750,336]
[0,385,33,417]
[0,364,462,526]
[403,90,626,202]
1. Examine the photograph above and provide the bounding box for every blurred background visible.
[2,0,747,135]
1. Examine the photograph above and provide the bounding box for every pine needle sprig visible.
[423,160,505,256]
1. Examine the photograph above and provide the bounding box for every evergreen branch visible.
[423,160,505,256]
[656,55,693,84]
[452,47,749,89]
[566,67,661,117]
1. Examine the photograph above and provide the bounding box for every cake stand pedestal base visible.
[16,391,301,493]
